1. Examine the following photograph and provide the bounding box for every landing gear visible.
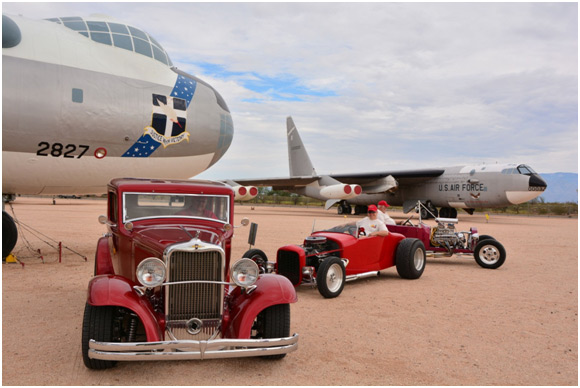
[337,201,352,215]
[420,201,439,219]
[353,205,367,215]
[3,211,18,260]
[439,207,458,218]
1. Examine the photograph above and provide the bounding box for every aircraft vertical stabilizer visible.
[287,116,317,177]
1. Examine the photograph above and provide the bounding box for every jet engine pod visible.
[320,184,362,199]
[233,186,258,201]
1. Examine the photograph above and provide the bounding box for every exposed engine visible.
[430,219,471,252]
[303,236,332,270]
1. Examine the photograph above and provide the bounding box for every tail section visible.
[287,116,317,177]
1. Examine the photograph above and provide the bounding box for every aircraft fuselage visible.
[2,14,233,196]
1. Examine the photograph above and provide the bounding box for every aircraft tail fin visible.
[287,116,317,177]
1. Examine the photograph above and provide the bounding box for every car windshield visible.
[123,193,229,223]
[312,220,359,237]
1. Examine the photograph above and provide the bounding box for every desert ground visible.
[2,197,578,385]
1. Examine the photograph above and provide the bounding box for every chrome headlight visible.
[231,258,259,288]
[136,258,166,287]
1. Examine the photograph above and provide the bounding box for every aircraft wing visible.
[228,176,320,189]
[330,168,445,185]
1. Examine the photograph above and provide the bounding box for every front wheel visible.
[316,256,346,298]
[474,239,506,269]
[251,304,291,359]
[82,304,118,370]
[395,239,426,279]
[243,248,268,273]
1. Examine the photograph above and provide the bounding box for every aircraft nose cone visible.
[529,174,547,189]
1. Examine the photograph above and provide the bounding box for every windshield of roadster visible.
[312,220,359,236]
[123,193,229,223]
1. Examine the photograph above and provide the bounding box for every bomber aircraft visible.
[2,14,234,258]
[227,117,548,218]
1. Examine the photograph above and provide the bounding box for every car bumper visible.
[88,333,299,361]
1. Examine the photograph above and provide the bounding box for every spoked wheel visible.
[243,248,268,273]
[251,304,291,359]
[474,239,506,269]
[316,256,346,298]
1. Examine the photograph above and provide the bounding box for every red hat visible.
[367,205,377,213]
[378,200,390,207]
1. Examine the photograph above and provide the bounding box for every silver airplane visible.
[2,14,233,257]
[228,116,548,218]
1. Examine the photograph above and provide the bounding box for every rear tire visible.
[252,304,291,359]
[395,239,426,279]
[316,256,346,298]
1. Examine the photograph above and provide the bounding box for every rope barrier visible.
[7,203,88,263]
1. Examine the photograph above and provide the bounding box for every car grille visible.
[165,250,223,341]
[277,250,301,285]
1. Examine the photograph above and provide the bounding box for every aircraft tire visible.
[395,238,426,279]
[242,248,268,273]
[474,239,506,269]
[2,211,18,260]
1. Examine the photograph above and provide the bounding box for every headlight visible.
[136,258,166,287]
[231,258,259,288]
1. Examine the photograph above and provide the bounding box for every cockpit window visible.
[501,168,517,174]
[517,165,536,175]
[46,17,173,66]
[2,15,22,48]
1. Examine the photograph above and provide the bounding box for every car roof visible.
[109,178,233,195]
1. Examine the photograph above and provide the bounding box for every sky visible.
[3,2,578,179]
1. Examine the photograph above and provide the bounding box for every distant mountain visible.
[539,173,578,203]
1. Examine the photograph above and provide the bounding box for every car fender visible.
[225,274,297,339]
[94,236,115,275]
[87,275,163,341]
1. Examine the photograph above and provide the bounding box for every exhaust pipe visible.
[345,271,380,282]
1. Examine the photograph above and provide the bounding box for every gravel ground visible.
[2,197,578,385]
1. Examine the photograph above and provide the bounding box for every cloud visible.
[3,2,577,177]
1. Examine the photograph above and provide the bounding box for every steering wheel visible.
[402,216,414,226]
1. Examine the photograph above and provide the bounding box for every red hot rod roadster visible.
[82,178,298,369]
[245,221,426,298]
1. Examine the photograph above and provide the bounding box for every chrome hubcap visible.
[413,248,425,270]
[326,263,343,293]
[479,245,500,264]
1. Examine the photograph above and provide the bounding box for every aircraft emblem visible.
[470,193,481,199]
[123,75,197,158]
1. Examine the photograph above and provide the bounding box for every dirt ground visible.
[2,197,578,385]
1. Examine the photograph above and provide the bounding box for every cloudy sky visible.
[4,2,578,178]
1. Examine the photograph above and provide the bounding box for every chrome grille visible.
[165,249,224,340]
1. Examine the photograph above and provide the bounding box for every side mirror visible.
[240,217,250,226]
[98,215,108,224]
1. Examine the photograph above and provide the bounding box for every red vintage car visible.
[245,222,426,298]
[82,178,298,369]
[389,201,507,269]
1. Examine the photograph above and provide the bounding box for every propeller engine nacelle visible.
[233,186,259,201]
[319,184,362,199]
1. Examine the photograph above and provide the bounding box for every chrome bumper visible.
[88,333,298,361]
